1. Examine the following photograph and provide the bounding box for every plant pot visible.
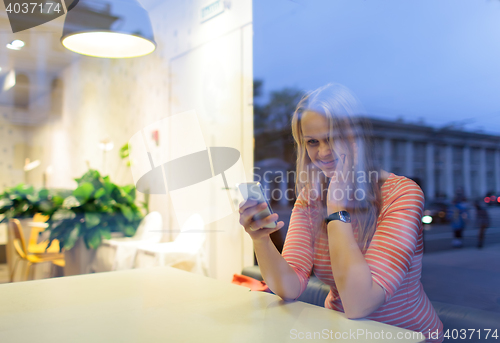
[64,237,97,276]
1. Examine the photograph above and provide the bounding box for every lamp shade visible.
[61,0,156,58]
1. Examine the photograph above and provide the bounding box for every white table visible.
[0,267,425,342]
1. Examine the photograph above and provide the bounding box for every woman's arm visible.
[326,220,385,319]
[239,200,302,300]
[326,176,424,319]
[253,237,302,301]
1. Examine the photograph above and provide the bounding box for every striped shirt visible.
[282,173,444,343]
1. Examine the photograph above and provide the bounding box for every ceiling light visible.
[6,40,25,50]
[11,40,25,48]
[61,0,156,58]
[24,159,41,171]
[99,139,114,151]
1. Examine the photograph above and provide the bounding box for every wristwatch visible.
[325,210,351,224]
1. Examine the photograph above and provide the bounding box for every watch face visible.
[340,211,351,223]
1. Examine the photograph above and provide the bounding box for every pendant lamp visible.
[61,0,156,58]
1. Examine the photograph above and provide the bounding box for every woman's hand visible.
[326,153,353,215]
[239,199,284,242]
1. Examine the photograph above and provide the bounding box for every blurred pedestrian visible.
[451,193,467,248]
[474,200,490,249]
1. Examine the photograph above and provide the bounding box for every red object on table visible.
[232,274,271,292]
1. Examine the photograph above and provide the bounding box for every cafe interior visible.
[0,0,499,342]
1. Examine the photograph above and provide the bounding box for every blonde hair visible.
[291,83,382,252]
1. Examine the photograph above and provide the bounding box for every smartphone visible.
[238,182,277,229]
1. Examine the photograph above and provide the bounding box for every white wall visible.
[15,0,254,281]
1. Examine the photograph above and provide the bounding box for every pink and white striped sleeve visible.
[281,191,314,299]
[364,179,424,302]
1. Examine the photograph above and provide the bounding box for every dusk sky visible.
[253,0,500,134]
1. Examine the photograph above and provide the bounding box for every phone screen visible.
[238,182,277,229]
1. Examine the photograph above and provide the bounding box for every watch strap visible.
[325,212,340,224]
[325,211,351,224]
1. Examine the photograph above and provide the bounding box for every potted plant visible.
[0,183,62,273]
[0,184,50,222]
[44,169,144,275]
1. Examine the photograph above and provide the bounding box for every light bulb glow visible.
[24,160,41,171]
[422,215,433,224]
[11,40,25,48]
[62,31,155,58]
[99,141,114,151]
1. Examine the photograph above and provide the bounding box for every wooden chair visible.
[28,214,61,254]
[9,219,65,282]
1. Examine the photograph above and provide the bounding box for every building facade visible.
[255,117,500,204]
[368,118,500,202]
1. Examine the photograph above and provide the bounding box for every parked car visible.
[423,201,453,224]
[484,192,500,206]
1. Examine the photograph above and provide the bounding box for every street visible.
[423,206,500,253]
[271,205,500,254]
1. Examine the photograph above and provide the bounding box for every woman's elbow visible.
[274,288,301,302]
[268,280,302,301]
[277,294,297,302]
[345,308,365,319]
[344,305,378,319]
[344,284,386,319]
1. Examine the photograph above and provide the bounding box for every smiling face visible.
[300,111,348,178]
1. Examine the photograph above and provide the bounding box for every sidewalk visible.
[421,243,500,313]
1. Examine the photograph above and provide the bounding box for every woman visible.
[239,84,443,342]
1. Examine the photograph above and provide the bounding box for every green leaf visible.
[116,188,130,204]
[119,204,134,222]
[9,194,21,201]
[86,229,102,249]
[52,195,64,207]
[38,200,53,213]
[94,188,106,199]
[38,189,49,199]
[19,202,29,213]
[123,225,136,236]
[62,196,81,209]
[84,212,100,229]
[0,198,13,209]
[14,184,34,195]
[64,226,80,250]
[73,182,94,202]
[52,209,76,221]
[75,169,101,186]
[27,194,39,203]
[103,181,115,196]
[100,228,111,240]
[121,185,136,201]
[120,143,129,159]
